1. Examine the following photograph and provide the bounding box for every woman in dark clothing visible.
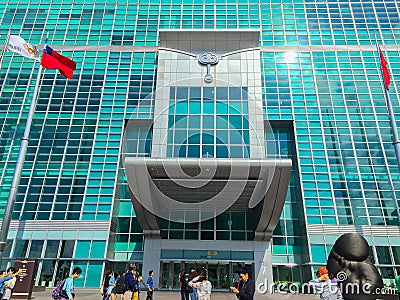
[102,270,112,300]
[179,269,190,300]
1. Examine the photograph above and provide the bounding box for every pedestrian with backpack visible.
[115,271,127,299]
[59,267,82,300]
[124,264,139,300]
[179,269,190,300]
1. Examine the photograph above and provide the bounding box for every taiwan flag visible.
[40,45,76,79]
[379,47,391,91]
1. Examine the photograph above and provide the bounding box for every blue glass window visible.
[190,87,201,99]
[167,86,250,158]
[216,87,228,100]
[203,87,214,100]
[229,87,241,100]
[176,87,188,100]
[176,101,188,114]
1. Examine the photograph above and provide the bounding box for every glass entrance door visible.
[207,262,218,289]
[160,262,170,289]
[217,262,230,289]
[159,261,254,290]
[159,261,183,289]
[206,262,230,290]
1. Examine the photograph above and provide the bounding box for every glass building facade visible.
[0,0,399,288]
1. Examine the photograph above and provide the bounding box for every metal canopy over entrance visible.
[125,158,291,241]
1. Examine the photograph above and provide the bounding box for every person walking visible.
[233,270,241,290]
[124,264,140,300]
[234,269,244,295]
[309,267,342,300]
[145,270,154,300]
[60,267,82,300]
[188,268,211,300]
[108,272,119,300]
[102,270,112,300]
[188,268,198,300]
[179,269,190,300]
[232,269,254,300]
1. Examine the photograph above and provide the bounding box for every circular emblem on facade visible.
[204,74,213,83]
[198,52,219,83]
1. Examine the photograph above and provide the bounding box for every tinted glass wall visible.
[1,0,400,286]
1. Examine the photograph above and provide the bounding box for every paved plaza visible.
[31,289,321,300]
[28,289,399,300]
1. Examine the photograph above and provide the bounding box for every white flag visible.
[6,35,39,60]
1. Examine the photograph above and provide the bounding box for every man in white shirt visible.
[309,267,342,300]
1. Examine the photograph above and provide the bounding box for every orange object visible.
[317,267,328,275]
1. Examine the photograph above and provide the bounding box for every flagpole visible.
[384,85,400,171]
[374,31,400,171]
[0,63,43,267]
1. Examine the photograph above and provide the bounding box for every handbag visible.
[100,284,104,295]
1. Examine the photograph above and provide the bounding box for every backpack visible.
[185,284,193,293]
[51,279,66,299]
[184,275,193,293]
[115,273,127,294]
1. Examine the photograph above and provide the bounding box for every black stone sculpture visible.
[327,233,384,300]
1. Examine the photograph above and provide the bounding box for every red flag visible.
[40,45,76,79]
[379,48,390,90]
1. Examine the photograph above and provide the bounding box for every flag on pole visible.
[6,35,40,60]
[40,45,76,79]
[379,47,391,90]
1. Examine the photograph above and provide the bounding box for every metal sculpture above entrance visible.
[198,52,219,83]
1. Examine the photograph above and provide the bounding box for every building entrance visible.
[159,261,254,291]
